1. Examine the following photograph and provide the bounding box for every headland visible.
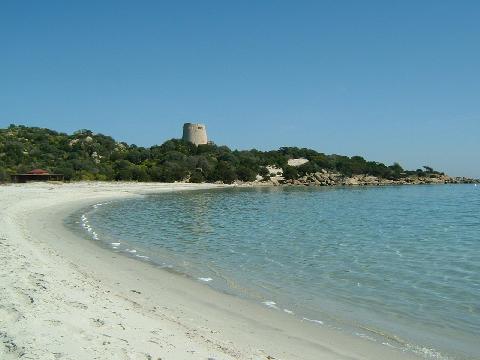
[1,125,478,186]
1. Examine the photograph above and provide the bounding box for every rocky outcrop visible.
[245,170,479,187]
[287,158,309,167]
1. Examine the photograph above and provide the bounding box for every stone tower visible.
[182,123,208,145]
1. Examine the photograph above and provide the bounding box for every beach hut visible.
[11,169,64,183]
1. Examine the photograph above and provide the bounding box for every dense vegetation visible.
[0,124,440,183]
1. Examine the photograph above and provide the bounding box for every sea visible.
[66,184,480,360]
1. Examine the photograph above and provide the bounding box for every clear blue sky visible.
[1,1,479,177]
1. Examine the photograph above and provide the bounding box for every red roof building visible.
[12,169,64,183]
[28,169,50,175]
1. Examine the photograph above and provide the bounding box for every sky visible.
[1,1,479,177]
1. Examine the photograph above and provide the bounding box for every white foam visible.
[302,317,324,325]
[382,342,396,348]
[283,309,294,314]
[111,242,121,246]
[126,249,137,253]
[198,277,213,282]
[262,301,279,309]
[135,255,150,260]
[405,344,448,360]
[80,214,100,240]
[355,332,377,342]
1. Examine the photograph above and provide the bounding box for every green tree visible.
[189,170,205,183]
[297,162,319,176]
[423,165,434,173]
[210,161,236,183]
[388,162,404,179]
[0,167,8,182]
[236,165,257,182]
[283,165,298,180]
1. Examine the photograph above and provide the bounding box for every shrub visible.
[283,166,299,180]
[189,170,205,183]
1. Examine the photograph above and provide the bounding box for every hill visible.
[0,124,468,184]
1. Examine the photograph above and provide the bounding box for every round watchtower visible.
[182,123,208,145]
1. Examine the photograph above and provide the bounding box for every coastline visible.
[0,181,421,359]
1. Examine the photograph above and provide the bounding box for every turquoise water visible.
[68,185,480,359]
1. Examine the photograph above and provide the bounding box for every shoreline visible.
[1,181,421,359]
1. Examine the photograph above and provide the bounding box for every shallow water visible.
[67,185,480,359]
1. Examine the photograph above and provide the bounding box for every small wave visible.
[405,343,451,360]
[283,309,294,314]
[79,213,102,242]
[262,301,279,309]
[198,277,213,282]
[111,242,121,246]
[354,332,377,342]
[356,325,450,359]
[302,317,324,325]
[265,257,286,267]
[382,342,398,349]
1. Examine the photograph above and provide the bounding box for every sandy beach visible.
[0,181,421,360]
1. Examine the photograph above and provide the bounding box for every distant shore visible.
[1,181,422,359]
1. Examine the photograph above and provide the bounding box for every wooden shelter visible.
[11,169,64,183]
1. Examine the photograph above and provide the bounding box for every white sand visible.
[0,182,420,360]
